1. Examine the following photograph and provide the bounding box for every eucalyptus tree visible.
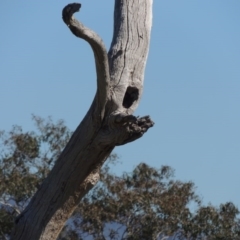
[1,118,239,240]
[59,163,240,240]
[11,1,154,239]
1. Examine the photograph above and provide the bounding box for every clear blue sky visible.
[1,1,239,208]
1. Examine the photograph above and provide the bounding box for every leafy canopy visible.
[0,116,239,240]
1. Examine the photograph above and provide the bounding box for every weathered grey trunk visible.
[11,1,153,239]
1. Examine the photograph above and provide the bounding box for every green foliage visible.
[69,162,240,240]
[0,115,72,238]
[0,116,239,240]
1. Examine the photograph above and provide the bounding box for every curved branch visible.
[62,3,110,119]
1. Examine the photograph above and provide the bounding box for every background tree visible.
[11,1,154,239]
[1,117,239,240]
[0,116,72,238]
[60,163,240,240]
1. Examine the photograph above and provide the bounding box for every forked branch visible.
[10,1,154,239]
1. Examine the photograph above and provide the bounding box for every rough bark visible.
[11,1,153,239]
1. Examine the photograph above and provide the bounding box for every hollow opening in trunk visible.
[122,86,139,108]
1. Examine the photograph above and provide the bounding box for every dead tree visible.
[11,1,154,239]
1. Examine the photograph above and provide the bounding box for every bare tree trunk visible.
[11,1,153,239]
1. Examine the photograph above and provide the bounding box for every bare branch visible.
[0,201,21,215]
[10,1,153,239]
[62,3,110,120]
